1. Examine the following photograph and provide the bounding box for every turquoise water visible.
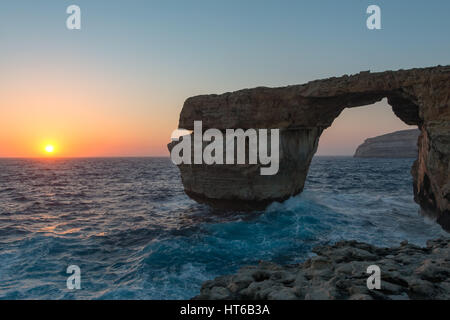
[0,157,447,299]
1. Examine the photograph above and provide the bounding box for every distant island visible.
[354,129,420,158]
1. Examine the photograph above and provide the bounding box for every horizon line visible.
[0,154,358,159]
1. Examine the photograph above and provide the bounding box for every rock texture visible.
[354,129,420,158]
[170,66,450,223]
[194,238,450,300]
[168,128,320,209]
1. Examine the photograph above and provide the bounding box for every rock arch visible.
[169,66,450,226]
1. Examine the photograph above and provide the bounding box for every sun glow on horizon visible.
[45,144,55,154]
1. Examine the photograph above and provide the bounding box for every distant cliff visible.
[354,129,420,158]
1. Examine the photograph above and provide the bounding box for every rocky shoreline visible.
[194,238,450,300]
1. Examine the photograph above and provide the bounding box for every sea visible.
[0,157,447,299]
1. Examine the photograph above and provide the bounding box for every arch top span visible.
[170,66,450,227]
[179,66,450,131]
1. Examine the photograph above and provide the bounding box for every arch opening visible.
[316,98,418,156]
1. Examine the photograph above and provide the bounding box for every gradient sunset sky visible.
[1,0,449,157]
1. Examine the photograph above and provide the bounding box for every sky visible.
[0,0,449,157]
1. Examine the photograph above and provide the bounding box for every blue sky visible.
[0,1,449,156]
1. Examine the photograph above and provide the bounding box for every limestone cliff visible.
[169,66,450,225]
[354,129,420,158]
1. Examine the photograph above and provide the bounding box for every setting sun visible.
[45,145,54,153]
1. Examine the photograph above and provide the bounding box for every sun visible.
[45,145,55,153]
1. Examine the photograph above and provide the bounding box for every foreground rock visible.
[170,66,450,225]
[354,129,420,158]
[194,238,450,300]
